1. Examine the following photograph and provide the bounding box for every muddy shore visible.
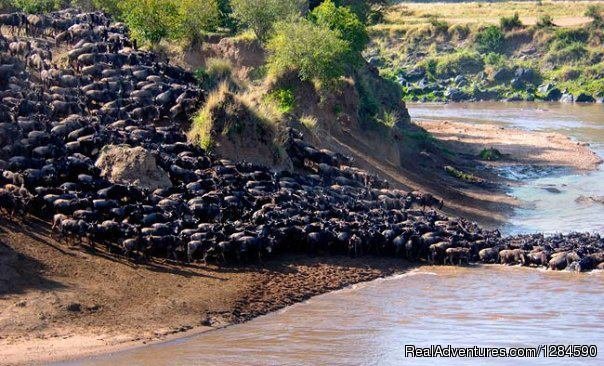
[0,219,412,365]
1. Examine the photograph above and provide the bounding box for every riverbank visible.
[2,118,602,364]
[0,219,412,365]
[417,119,603,171]
[369,1,604,103]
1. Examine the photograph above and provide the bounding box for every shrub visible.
[483,52,505,66]
[536,14,554,28]
[267,88,296,113]
[310,0,368,55]
[435,50,484,78]
[267,18,350,82]
[500,12,522,31]
[555,28,589,44]
[546,43,588,64]
[231,0,304,41]
[475,25,504,54]
[11,0,60,12]
[585,4,603,25]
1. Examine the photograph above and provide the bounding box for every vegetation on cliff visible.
[369,1,604,103]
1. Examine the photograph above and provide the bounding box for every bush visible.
[435,50,484,78]
[475,25,504,54]
[310,0,368,55]
[267,88,296,113]
[483,52,505,66]
[500,12,522,31]
[11,0,61,12]
[554,28,589,45]
[231,0,304,41]
[267,18,350,82]
[536,14,554,28]
[585,4,603,25]
[546,43,588,64]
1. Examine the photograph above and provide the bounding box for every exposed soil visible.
[0,219,410,365]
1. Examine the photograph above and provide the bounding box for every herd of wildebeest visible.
[0,9,603,272]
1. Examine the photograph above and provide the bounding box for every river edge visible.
[0,220,414,365]
[2,116,602,365]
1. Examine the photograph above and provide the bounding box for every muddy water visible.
[69,103,604,366]
[74,266,603,366]
[410,102,604,235]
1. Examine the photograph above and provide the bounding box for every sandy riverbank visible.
[417,120,603,170]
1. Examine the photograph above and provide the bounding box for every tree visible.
[176,0,222,42]
[119,0,179,44]
[267,18,350,82]
[230,0,306,41]
[310,0,368,55]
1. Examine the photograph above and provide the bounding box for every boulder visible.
[560,93,574,103]
[510,78,524,89]
[537,83,562,101]
[514,68,541,84]
[406,68,425,82]
[575,93,595,103]
[95,145,172,191]
[492,68,514,84]
[453,75,468,87]
[445,88,470,102]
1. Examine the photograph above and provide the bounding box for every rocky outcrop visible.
[96,145,172,191]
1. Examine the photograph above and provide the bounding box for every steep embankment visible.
[368,1,604,103]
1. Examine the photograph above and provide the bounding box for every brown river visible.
[64,103,604,365]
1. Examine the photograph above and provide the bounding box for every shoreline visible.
[0,220,412,365]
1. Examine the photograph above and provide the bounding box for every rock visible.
[575,196,604,205]
[543,187,562,194]
[537,84,562,101]
[473,89,500,101]
[560,93,574,103]
[95,145,172,191]
[367,57,383,68]
[575,93,595,103]
[514,68,540,84]
[510,78,524,89]
[492,68,514,84]
[444,88,469,102]
[406,68,425,82]
[596,97,604,104]
[453,75,467,87]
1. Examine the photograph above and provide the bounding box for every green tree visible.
[119,0,179,44]
[309,0,368,55]
[267,18,350,82]
[176,0,222,42]
[231,0,306,41]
